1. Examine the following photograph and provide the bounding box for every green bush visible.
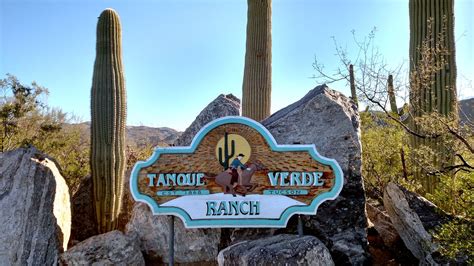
[361,110,473,261]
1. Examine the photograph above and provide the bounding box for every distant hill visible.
[67,98,472,147]
[126,125,181,147]
[459,97,474,125]
[66,122,181,148]
[364,98,473,125]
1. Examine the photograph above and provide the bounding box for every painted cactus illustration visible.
[90,8,127,233]
[218,132,235,170]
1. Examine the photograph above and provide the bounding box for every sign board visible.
[130,116,343,228]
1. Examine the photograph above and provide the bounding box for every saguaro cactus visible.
[409,0,456,116]
[241,0,272,121]
[387,75,397,114]
[90,8,127,233]
[218,132,235,170]
[409,0,457,192]
[349,64,358,108]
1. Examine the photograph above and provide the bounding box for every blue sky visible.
[1,0,472,131]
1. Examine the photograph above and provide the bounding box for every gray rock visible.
[383,182,438,264]
[217,234,334,266]
[69,175,97,247]
[0,147,71,265]
[262,85,369,265]
[366,202,400,247]
[396,185,452,232]
[383,182,469,265]
[126,203,220,263]
[174,93,240,146]
[60,230,145,266]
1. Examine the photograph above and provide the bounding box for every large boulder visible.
[0,147,71,265]
[383,182,468,265]
[69,175,97,247]
[262,85,369,265]
[217,234,334,266]
[174,93,240,146]
[60,230,145,265]
[126,203,220,263]
[383,182,437,264]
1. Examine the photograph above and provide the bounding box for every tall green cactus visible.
[387,75,397,114]
[90,8,127,233]
[242,0,272,121]
[349,64,358,108]
[409,0,457,193]
[409,0,456,116]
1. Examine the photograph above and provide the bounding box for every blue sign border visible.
[130,116,344,228]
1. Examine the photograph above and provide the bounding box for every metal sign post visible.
[169,215,174,266]
[297,215,303,237]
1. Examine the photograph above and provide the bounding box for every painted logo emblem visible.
[130,116,343,228]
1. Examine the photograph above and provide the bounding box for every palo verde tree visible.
[90,8,127,233]
[408,0,458,192]
[241,0,272,121]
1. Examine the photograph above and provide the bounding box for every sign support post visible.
[169,215,174,266]
[297,215,303,237]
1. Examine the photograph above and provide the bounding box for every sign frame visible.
[130,116,344,228]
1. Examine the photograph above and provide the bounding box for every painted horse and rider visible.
[229,153,252,189]
[207,153,260,196]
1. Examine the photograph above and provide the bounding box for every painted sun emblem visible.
[215,133,251,168]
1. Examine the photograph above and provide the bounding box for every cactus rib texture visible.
[241,0,272,121]
[387,74,397,114]
[409,0,457,117]
[349,64,358,107]
[408,0,457,193]
[90,8,127,233]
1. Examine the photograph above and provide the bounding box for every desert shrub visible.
[0,74,89,193]
[361,110,473,261]
[361,112,419,199]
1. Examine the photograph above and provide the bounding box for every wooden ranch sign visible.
[130,116,343,228]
